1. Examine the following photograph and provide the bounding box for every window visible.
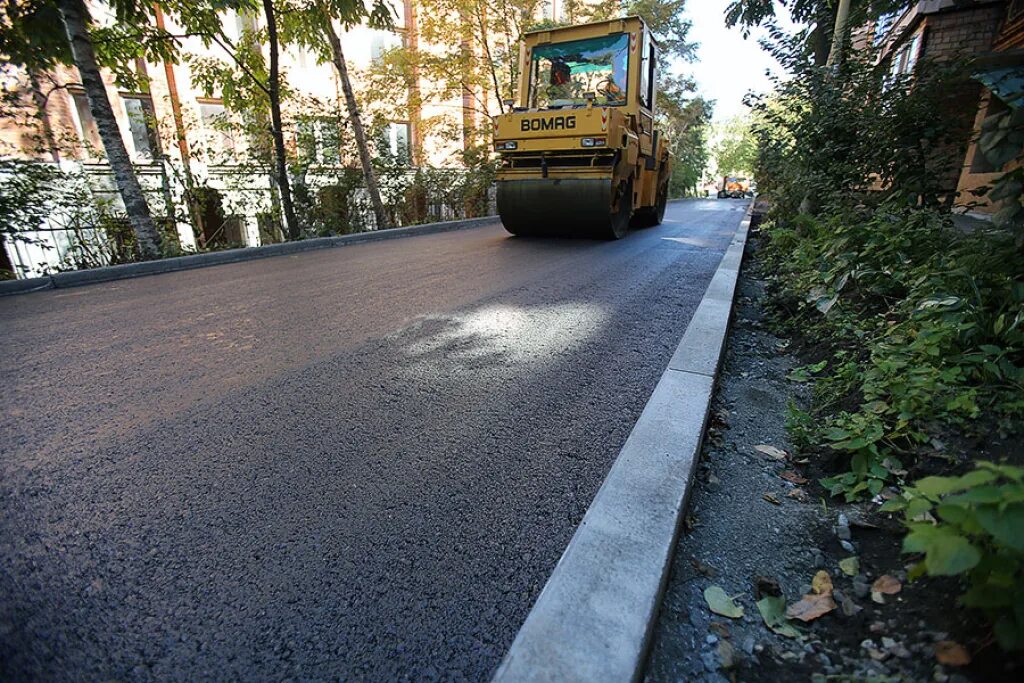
[298,118,342,164]
[874,11,899,46]
[69,90,103,157]
[528,32,630,109]
[639,34,656,109]
[370,31,402,65]
[198,101,236,158]
[887,31,922,83]
[386,122,411,163]
[123,95,160,159]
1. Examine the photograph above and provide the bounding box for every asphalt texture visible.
[1,198,746,682]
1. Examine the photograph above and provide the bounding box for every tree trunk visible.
[27,69,60,162]
[56,0,162,259]
[320,7,389,231]
[262,0,301,240]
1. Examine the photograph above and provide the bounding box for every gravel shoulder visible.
[643,236,1024,683]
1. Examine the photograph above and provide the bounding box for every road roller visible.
[494,15,671,239]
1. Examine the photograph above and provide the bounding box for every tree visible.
[260,0,300,238]
[177,0,303,239]
[725,0,913,66]
[286,0,394,231]
[57,0,188,258]
[713,116,757,177]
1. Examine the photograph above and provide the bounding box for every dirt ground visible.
[643,236,1023,683]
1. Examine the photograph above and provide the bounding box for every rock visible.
[853,578,871,599]
[741,636,755,655]
[718,640,738,669]
[837,526,852,541]
[701,650,719,673]
[860,639,876,650]
[841,597,862,617]
[840,540,855,553]
[706,634,718,645]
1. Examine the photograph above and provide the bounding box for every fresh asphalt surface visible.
[0,199,746,681]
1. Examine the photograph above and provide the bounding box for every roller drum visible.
[497,177,631,240]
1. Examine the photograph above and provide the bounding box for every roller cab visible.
[494,16,671,239]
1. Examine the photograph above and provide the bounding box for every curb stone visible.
[493,202,753,683]
[0,215,498,297]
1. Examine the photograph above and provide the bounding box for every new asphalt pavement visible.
[0,198,747,681]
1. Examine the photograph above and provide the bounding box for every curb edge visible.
[492,202,753,683]
[0,215,498,297]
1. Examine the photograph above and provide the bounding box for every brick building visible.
[869,0,1024,214]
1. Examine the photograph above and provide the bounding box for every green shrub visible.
[882,463,1024,650]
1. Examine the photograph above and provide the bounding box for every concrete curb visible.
[0,215,497,297]
[493,205,753,683]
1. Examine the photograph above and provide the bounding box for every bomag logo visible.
[520,115,577,132]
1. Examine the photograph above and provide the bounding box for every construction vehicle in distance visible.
[492,16,671,239]
[718,176,751,199]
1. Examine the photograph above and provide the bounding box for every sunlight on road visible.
[401,303,610,366]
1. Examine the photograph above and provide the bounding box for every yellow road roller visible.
[494,15,671,239]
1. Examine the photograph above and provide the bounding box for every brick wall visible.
[921,4,1006,60]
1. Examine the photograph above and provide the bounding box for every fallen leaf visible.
[786,593,837,622]
[871,574,906,603]
[762,492,782,505]
[812,570,834,595]
[709,621,730,638]
[786,488,809,502]
[704,585,744,619]
[755,444,788,460]
[779,470,809,485]
[872,575,902,595]
[839,557,860,576]
[934,640,971,666]
[757,596,801,638]
[691,557,716,578]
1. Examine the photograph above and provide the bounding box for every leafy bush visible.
[881,463,1024,650]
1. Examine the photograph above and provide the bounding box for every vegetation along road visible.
[0,198,748,681]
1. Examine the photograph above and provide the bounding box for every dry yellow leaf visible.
[934,640,971,666]
[812,570,834,596]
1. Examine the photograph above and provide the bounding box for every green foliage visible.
[765,204,1024,499]
[882,463,1024,650]
[713,115,757,178]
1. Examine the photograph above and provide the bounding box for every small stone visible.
[741,636,755,655]
[881,637,897,650]
[837,526,852,541]
[701,650,719,672]
[840,540,855,553]
[706,634,718,645]
[841,597,862,617]
[861,639,876,650]
[718,640,738,669]
[869,621,886,633]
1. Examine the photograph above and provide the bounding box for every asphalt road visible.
[0,198,747,681]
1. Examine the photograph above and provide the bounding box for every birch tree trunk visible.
[320,7,390,231]
[262,0,301,240]
[56,0,162,258]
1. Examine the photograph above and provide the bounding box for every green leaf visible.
[925,533,982,576]
[916,475,964,499]
[704,585,744,619]
[756,596,800,638]
[839,556,860,576]
[975,503,1024,551]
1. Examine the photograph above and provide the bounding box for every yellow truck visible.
[493,16,671,239]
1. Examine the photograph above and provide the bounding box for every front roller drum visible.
[497,177,632,240]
